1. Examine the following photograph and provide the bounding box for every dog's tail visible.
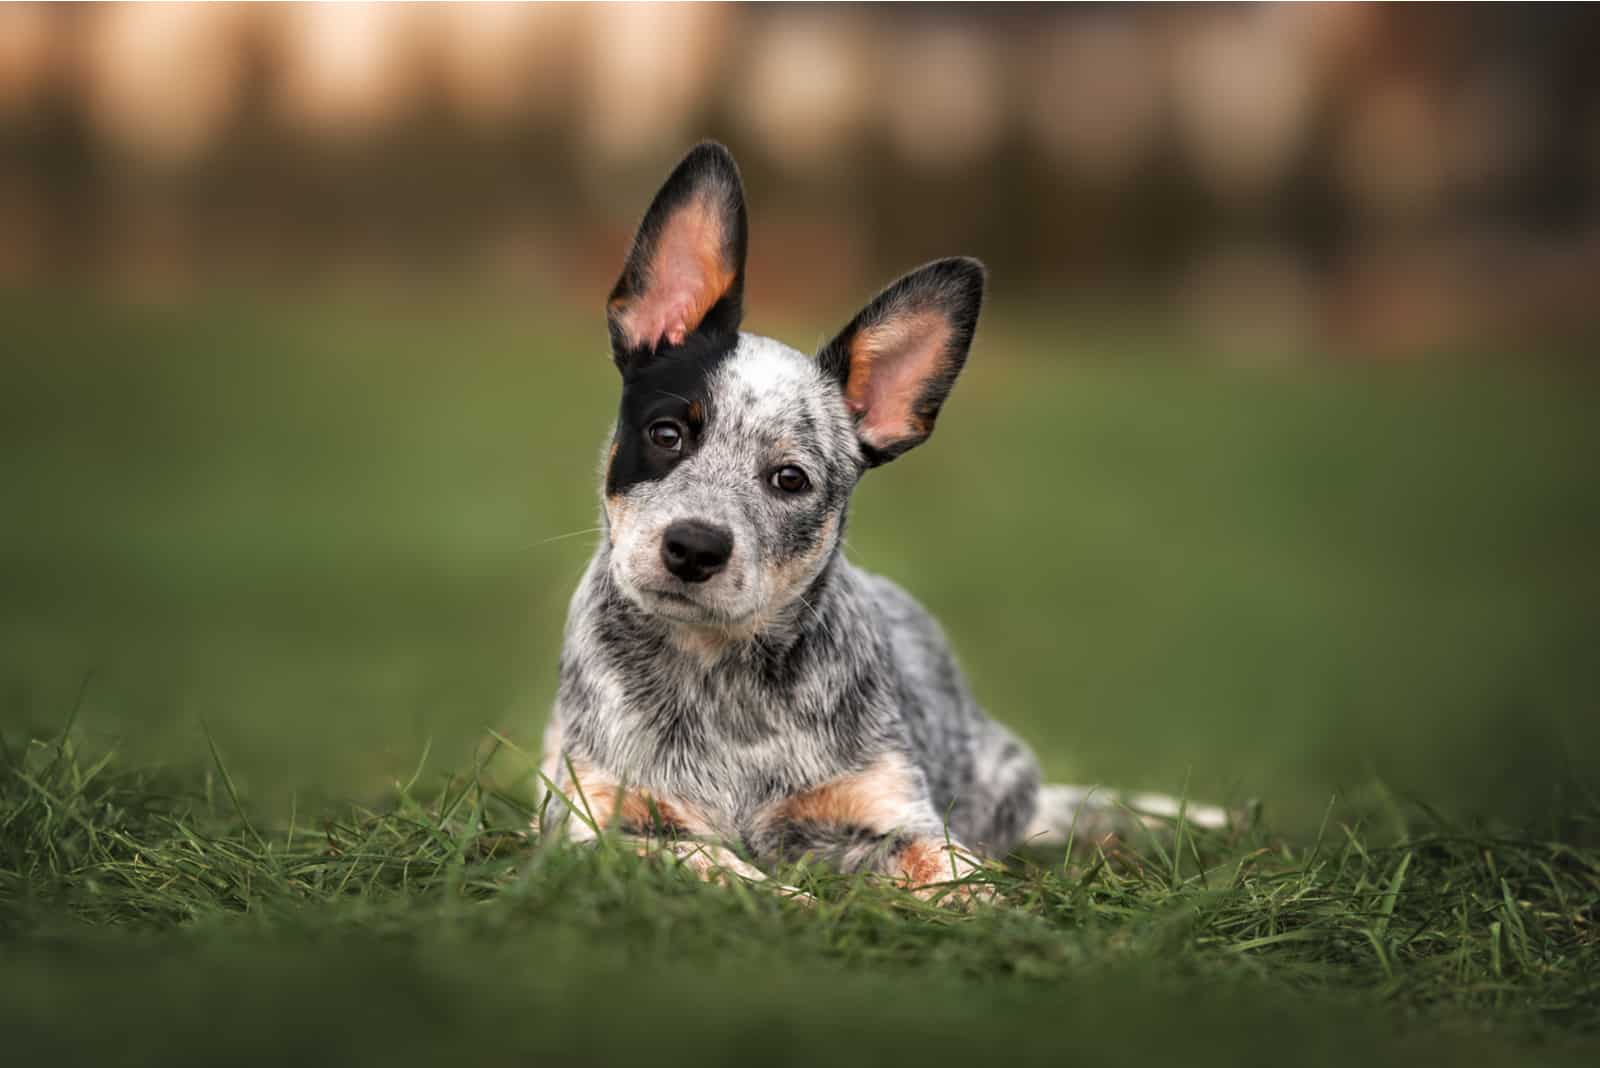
[1022,783,1231,848]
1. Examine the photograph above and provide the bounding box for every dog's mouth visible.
[636,585,754,627]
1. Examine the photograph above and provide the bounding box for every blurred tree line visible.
[1,3,1596,358]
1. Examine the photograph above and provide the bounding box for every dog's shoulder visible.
[852,568,955,662]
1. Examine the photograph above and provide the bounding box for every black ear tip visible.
[911,256,985,289]
[686,139,735,162]
[942,256,987,291]
[677,141,742,184]
[923,257,986,320]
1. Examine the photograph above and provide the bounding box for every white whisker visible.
[797,594,832,642]
[530,527,604,548]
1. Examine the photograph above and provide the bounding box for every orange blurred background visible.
[3,2,1597,359]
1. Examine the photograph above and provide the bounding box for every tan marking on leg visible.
[560,758,620,837]
[896,838,956,886]
[777,750,924,829]
[616,792,707,836]
[555,755,714,841]
[893,837,990,907]
[765,754,989,904]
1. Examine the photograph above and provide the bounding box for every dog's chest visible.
[572,653,868,821]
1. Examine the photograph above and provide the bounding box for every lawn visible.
[2,292,1597,1064]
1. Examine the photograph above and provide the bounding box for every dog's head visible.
[600,143,984,634]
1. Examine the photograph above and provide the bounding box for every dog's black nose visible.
[660,521,733,583]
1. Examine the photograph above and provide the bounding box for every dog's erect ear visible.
[607,142,748,370]
[818,258,985,466]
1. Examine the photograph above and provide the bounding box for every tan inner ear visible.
[845,309,952,450]
[611,192,736,352]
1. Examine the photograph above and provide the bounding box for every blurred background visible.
[2,3,1596,823]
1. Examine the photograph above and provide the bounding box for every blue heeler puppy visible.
[541,143,1223,896]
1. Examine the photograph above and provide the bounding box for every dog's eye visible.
[770,465,811,494]
[647,421,683,451]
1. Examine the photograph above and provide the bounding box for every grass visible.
[1,290,1597,1063]
[3,725,1598,1066]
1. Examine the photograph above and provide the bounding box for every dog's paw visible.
[646,840,816,906]
[894,839,997,909]
[913,877,1000,911]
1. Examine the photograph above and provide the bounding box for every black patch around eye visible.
[605,331,737,498]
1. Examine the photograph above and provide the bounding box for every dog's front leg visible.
[759,753,990,905]
[545,755,810,901]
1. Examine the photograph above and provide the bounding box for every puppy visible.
[540,143,1223,895]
